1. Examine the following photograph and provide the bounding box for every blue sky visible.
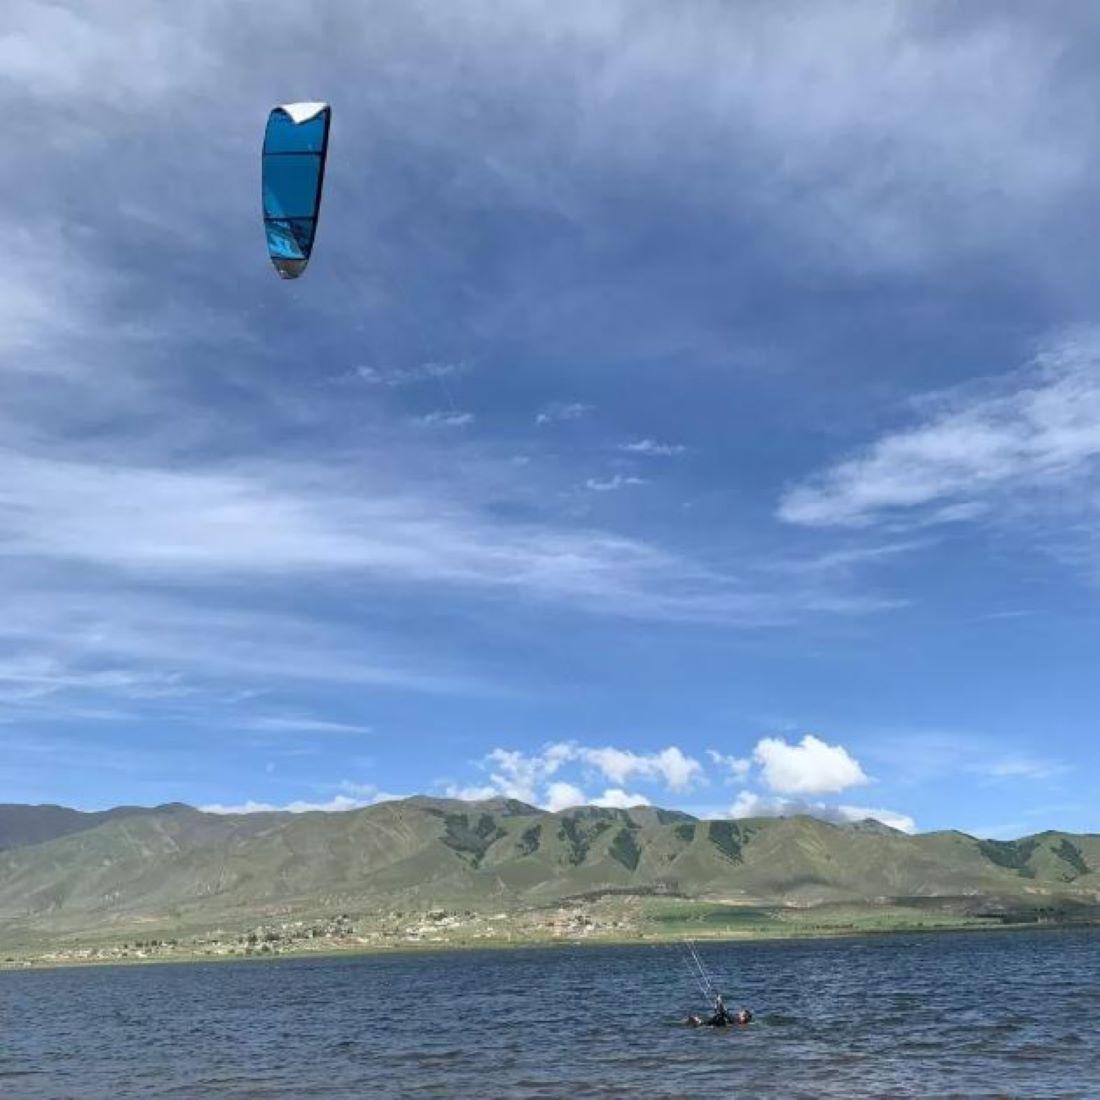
[3,2,1100,836]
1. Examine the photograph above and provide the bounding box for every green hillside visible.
[1,798,1097,956]
[0,803,162,852]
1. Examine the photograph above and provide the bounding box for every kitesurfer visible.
[686,997,752,1028]
[706,993,733,1027]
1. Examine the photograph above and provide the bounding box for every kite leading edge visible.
[261,102,331,279]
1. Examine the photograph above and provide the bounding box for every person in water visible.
[706,994,733,1027]
[686,997,752,1027]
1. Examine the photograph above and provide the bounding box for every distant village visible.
[3,904,641,968]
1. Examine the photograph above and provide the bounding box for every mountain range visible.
[1,798,1098,948]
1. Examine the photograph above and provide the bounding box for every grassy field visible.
[638,897,998,938]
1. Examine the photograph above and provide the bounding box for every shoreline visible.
[4,915,1096,974]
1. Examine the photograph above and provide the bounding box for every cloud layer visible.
[4,1,1097,831]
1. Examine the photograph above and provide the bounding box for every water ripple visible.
[0,929,1097,1098]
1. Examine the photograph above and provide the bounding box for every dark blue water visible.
[1,929,1097,1098]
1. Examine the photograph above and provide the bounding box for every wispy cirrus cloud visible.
[0,588,488,709]
[779,334,1100,531]
[862,731,1068,787]
[353,362,468,387]
[0,448,896,628]
[237,714,374,737]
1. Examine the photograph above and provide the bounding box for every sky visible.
[3,1,1100,837]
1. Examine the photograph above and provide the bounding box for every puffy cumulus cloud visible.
[591,788,650,809]
[480,744,574,805]
[835,804,917,833]
[201,786,402,814]
[779,334,1100,531]
[201,799,284,814]
[443,784,501,803]
[580,745,703,792]
[729,790,773,819]
[447,777,649,812]
[707,750,752,783]
[729,790,915,834]
[448,742,703,810]
[753,734,868,795]
[545,781,586,812]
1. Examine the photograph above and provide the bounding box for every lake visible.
[1,928,1097,1098]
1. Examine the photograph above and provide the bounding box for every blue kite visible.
[261,102,331,279]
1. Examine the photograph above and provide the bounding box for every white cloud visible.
[480,744,575,805]
[443,784,501,803]
[450,742,703,810]
[0,654,186,703]
[753,734,868,795]
[729,790,915,833]
[585,475,646,492]
[0,2,213,105]
[9,1,1086,814]
[779,335,1100,529]
[984,756,1068,781]
[445,771,651,812]
[580,745,703,792]
[415,410,475,427]
[865,732,1067,787]
[837,804,917,833]
[201,799,283,814]
[545,781,586,812]
[202,794,362,814]
[0,450,886,628]
[729,790,770,818]
[592,787,650,809]
[201,781,402,815]
[354,362,467,386]
[0,589,483,704]
[239,715,373,737]
[536,402,593,425]
[619,439,687,457]
[707,749,752,783]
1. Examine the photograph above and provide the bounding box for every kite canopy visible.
[261,102,331,279]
